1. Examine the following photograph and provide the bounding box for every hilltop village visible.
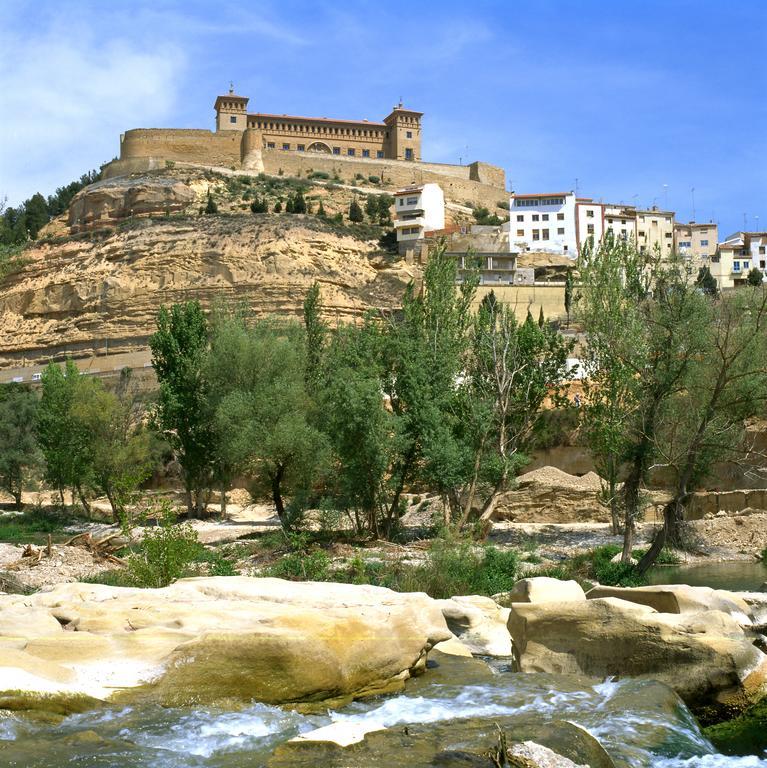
[1,82,767,768]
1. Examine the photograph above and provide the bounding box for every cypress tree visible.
[349,198,364,223]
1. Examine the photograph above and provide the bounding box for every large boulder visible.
[586,584,753,625]
[436,595,512,656]
[508,596,767,719]
[495,577,586,606]
[0,577,451,707]
[68,176,196,232]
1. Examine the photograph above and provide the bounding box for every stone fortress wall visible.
[102,127,508,210]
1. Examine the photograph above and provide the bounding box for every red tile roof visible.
[249,112,387,127]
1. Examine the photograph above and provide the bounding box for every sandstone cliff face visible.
[0,213,413,366]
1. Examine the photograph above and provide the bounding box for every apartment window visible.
[733,261,740,272]
[348,148,355,156]
[516,214,524,222]
[761,260,766,269]
[406,197,418,205]
[229,116,237,124]
[679,241,691,248]
[586,210,594,218]
[267,142,275,149]
[638,230,645,237]
[542,214,549,221]
[532,214,540,222]
[376,151,384,158]
[333,147,341,155]
[558,213,565,220]
[557,227,565,235]
[760,247,766,255]
[542,229,550,240]
[744,261,750,270]
[587,224,595,234]
[665,232,672,238]
[517,229,525,237]
[532,229,540,241]
[282,143,290,150]
[621,219,627,225]
[362,149,370,157]
[700,240,708,246]
[405,148,413,160]
[406,131,412,138]
[297,144,305,151]
[398,199,404,206]
[607,218,613,224]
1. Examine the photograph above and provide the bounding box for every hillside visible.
[0,169,424,366]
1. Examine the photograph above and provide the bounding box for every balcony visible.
[394,217,425,229]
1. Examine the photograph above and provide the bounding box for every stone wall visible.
[120,128,243,168]
[473,284,566,321]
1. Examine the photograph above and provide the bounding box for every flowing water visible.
[648,561,767,592]
[1,655,764,767]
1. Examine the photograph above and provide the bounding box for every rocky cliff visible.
[0,172,415,366]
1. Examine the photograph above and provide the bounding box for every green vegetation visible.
[0,505,81,545]
[0,243,29,282]
[348,198,364,223]
[747,266,764,286]
[696,265,719,296]
[265,536,519,599]
[704,698,767,755]
[472,206,504,226]
[0,384,39,509]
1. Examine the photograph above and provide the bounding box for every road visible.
[0,349,153,384]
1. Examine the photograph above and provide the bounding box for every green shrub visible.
[368,175,380,184]
[308,171,330,180]
[497,200,510,210]
[267,548,331,581]
[204,193,218,215]
[0,505,80,544]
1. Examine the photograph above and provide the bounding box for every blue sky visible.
[1,0,765,236]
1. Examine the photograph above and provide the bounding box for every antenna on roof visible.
[229,81,234,93]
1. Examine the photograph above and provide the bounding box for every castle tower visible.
[214,85,249,132]
[384,102,423,161]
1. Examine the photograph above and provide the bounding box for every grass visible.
[264,537,520,599]
[0,505,84,545]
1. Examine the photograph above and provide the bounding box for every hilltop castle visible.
[101,87,506,209]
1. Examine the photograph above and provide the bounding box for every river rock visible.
[0,577,451,707]
[508,596,767,718]
[436,595,512,656]
[495,577,586,606]
[509,741,587,768]
[586,584,753,625]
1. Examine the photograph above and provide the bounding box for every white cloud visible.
[0,16,185,205]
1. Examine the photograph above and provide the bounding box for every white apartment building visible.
[510,192,577,257]
[575,198,604,252]
[749,232,767,274]
[603,204,638,243]
[393,183,445,242]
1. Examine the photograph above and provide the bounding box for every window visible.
[542,214,549,221]
[282,143,290,150]
[761,260,766,269]
[587,224,595,234]
[516,214,524,222]
[760,247,766,254]
[542,229,550,240]
[362,149,370,158]
[406,197,418,205]
[348,148,355,156]
[230,115,237,124]
[267,142,275,149]
[398,199,404,206]
[638,230,645,237]
[608,218,613,224]
[297,144,305,151]
[744,262,750,270]
[733,261,740,272]
[621,219,627,225]
[557,227,565,235]
[532,214,540,222]
[406,131,412,138]
[586,210,594,218]
[333,147,341,155]
[376,150,384,158]
[532,229,540,241]
[679,241,691,248]
[405,148,413,160]
[665,232,672,238]
[558,213,565,220]
[517,229,525,237]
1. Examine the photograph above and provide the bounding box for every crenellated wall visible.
[119,128,243,168]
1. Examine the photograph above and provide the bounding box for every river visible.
[649,561,767,592]
[1,654,764,767]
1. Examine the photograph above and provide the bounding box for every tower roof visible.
[214,86,249,111]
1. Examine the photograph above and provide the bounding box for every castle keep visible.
[102,87,507,208]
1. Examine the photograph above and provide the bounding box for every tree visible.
[696,265,719,296]
[208,316,329,529]
[285,196,295,214]
[70,375,155,523]
[36,361,94,510]
[317,200,327,218]
[303,282,327,388]
[292,190,307,214]
[150,301,215,517]
[204,193,218,215]
[274,200,283,213]
[564,267,574,327]
[349,198,364,223]
[250,196,267,214]
[365,195,378,221]
[638,287,767,572]
[747,267,764,286]
[377,194,394,225]
[0,385,39,509]
[24,194,49,238]
[538,305,545,328]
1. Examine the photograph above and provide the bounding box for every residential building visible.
[636,206,675,256]
[710,232,752,289]
[674,222,718,267]
[749,232,767,274]
[603,204,637,243]
[509,192,578,257]
[393,183,445,243]
[575,198,604,253]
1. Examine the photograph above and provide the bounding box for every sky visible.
[1,0,765,237]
